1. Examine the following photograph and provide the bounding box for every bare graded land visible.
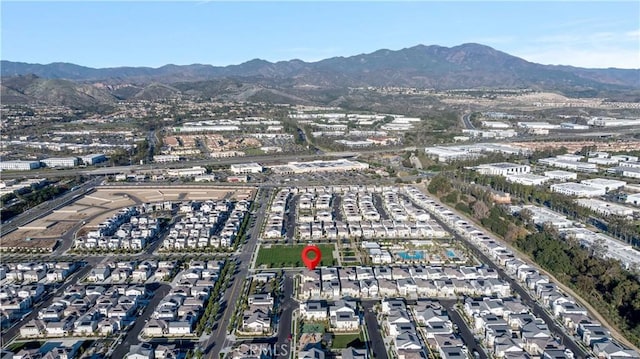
[76,191,137,208]
[0,236,58,252]
[1,220,69,252]
[95,186,254,203]
[18,219,75,237]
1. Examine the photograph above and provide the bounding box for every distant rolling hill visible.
[2,43,639,107]
[0,74,117,108]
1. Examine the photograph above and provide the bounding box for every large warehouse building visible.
[269,159,369,174]
[0,160,41,171]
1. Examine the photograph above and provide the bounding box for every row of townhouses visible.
[161,200,250,249]
[76,214,158,251]
[263,189,291,239]
[298,265,509,300]
[86,260,160,283]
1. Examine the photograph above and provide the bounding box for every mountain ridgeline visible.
[2,43,639,107]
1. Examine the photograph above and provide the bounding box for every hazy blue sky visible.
[2,1,639,69]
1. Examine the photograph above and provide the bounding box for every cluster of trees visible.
[185,348,204,359]
[109,139,153,166]
[1,182,67,222]
[428,174,527,242]
[427,173,640,347]
[461,170,640,248]
[403,111,459,146]
[517,228,640,346]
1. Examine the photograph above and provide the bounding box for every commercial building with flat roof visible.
[516,122,560,129]
[587,157,620,166]
[514,205,574,228]
[559,227,640,270]
[0,160,41,171]
[619,161,640,169]
[560,123,589,130]
[475,163,531,177]
[154,155,180,163]
[514,203,640,270]
[607,166,640,179]
[41,157,78,168]
[424,147,475,163]
[230,163,263,174]
[538,158,598,173]
[626,193,640,206]
[580,179,626,192]
[172,125,240,132]
[505,173,549,186]
[611,155,638,162]
[166,166,207,177]
[481,121,511,129]
[544,170,577,181]
[550,183,605,197]
[464,143,529,155]
[424,143,528,163]
[556,154,585,162]
[575,199,636,217]
[269,159,369,174]
[80,154,106,165]
[336,140,373,148]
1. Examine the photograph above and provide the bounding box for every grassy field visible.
[332,333,365,349]
[302,322,326,333]
[7,341,45,351]
[256,244,335,268]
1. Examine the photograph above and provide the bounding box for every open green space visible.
[7,341,46,352]
[256,244,335,268]
[331,333,365,349]
[302,322,326,333]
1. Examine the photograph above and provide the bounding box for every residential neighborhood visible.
[1,79,640,359]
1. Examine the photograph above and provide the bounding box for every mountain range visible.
[2,43,639,108]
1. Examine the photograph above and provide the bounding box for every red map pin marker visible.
[301,245,322,270]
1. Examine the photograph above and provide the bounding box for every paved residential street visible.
[275,274,295,359]
[204,187,273,359]
[362,301,389,359]
[440,300,488,359]
[110,283,171,359]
